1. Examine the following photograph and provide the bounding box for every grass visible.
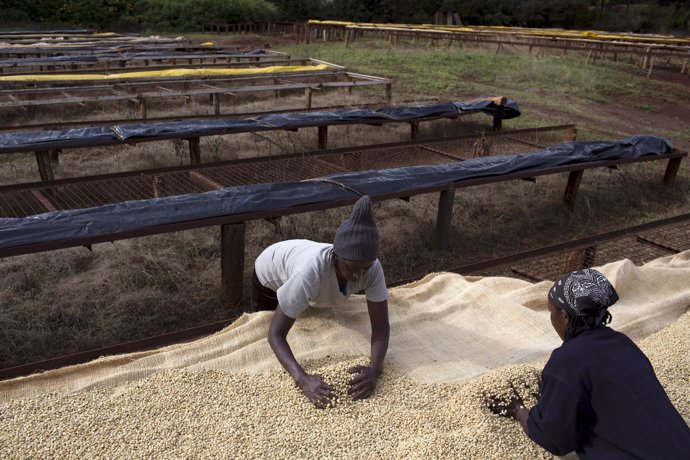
[0,31,689,368]
[275,39,685,109]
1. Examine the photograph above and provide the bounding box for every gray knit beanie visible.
[333,195,379,261]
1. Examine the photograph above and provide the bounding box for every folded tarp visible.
[0,135,672,250]
[0,99,520,153]
[0,64,333,82]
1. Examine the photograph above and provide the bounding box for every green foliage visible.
[440,0,688,32]
[0,0,687,34]
[271,0,329,21]
[135,0,277,32]
[325,0,439,23]
[0,0,139,29]
[0,0,277,32]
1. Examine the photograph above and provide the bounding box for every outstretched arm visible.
[268,307,334,408]
[348,299,390,400]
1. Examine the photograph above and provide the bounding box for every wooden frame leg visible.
[562,245,597,273]
[34,151,55,181]
[318,126,328,150]
[221,222,246,309]
[563,170,584,211]
[434,188,456,251]
[50,149,61,165]
[663,157,683,185]
[212,93,220,115]
[187,137,201,164]
[410,122,419,140]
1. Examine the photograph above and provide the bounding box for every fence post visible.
[187,137,201,164]
[434,187,456,251]
[221,223,246,309]
[563,170,584,211]
[34,151,55,181]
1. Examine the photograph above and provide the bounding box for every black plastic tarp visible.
[0,135,672,250]
[0,98,521,153]
[0,127,118,151]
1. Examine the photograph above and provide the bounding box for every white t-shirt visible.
[254,239,388,319]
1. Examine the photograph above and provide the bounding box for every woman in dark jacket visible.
[488,268,690,459]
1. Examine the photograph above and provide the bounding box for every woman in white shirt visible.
[253,195,389,408]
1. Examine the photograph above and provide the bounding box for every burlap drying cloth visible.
[2,251,689,401]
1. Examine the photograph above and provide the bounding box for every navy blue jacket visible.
[526,326,690,459]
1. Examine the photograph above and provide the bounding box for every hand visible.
[485,395,527,419]
[347,365,378,400]
[297,374,335,409]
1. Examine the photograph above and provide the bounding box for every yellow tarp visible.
[308,20,690,45]
[0,64,332,82]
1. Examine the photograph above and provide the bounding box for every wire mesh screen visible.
[0,126,572,218]
[455,221,690,283]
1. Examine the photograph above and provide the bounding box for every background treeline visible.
[1,0,688,36]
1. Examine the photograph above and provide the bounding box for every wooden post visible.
[187,137,201,164]
[384,83,392,103]
[139,96,147,119]
[34,151,55,181]
[220,222,246,308]
[49,149,60,165]
[212,93,220,115]
[317,126,328,150]
[493,116,502,131]
[663,157,683,185]
[410,122,419,140]
[472,137,491,157]
[646,55,655,79]
[305,87,312,109]
[434,188,456,251]
[563,170,584,211]
[563,126,577,142]
[152,176,160,198]
[562,245,597,272]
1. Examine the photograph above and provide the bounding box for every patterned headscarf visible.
[548,269,619,318]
